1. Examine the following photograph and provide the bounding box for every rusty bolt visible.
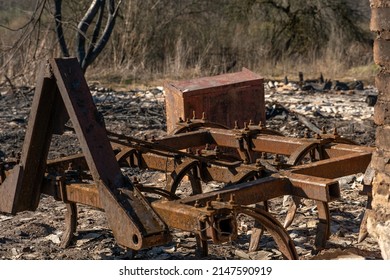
[234,121,239,130]
[229,194,236,205]
[192,110,196,120]
[249,119,254,126]
[258,121,264,129]
[216,194,223,202]
[202,112,206,120]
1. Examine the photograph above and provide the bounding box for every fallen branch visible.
[292,110,322,135]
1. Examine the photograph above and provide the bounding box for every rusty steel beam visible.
[290,152,372,179]
[0,62,60,214]
[179,176,290,206]
[151,199,238,244]
[281,173,340,202]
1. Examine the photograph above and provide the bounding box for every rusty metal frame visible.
[0,58,374,260]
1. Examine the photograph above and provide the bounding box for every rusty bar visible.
[201,164,261,183]
[324,144,375,158]
[148,130,212,150]
[280,173,340,202]
[107,132,242,168]
[209,128,317,156]
[47,153,89,171]
[290,152,372,179]
[108,129,212,150]
[151,200,238,244]
[0,61,59,213]
[179,176,290,206]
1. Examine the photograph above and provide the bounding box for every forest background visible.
[0,0,377,88]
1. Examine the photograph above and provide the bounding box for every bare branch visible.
[54,0,70,57]
[84,0,106,64]
[81,0,123,72]
[76,0,104,65]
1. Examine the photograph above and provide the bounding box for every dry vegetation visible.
[0,0,375,87]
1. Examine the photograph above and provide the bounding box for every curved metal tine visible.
[166,159,199,195]
[284,143,320,228]
[283,196,302,228]
[249,201,268,252]
[187,168,202,195]
[314,201,330,250]
[115,147,138,167]
[358,194,373,243]
[240,206,298,260]
[60,202,77,248]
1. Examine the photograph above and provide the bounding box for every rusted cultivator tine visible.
[358,188,373,243]
[60,202,77,248]
[283,196,302,228]
[248,201,268,252]
[239,206,298,260]
[0,64,59,213]
[314,201,331,250]
[166,158,201,195]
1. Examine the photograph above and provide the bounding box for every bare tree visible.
[0,0,122,85]
[225,0,370,61]
[54,0,122,72]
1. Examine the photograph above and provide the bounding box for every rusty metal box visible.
[164,68,265,133]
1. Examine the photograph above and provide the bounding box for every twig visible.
[291,110,322,134]
[3,75,16,95]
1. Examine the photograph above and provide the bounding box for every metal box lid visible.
[165,68,263,98]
